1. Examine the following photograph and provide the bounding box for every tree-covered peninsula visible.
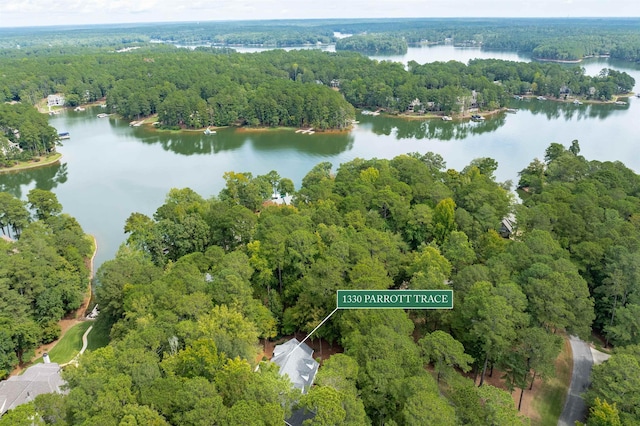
[0,103,60,169]
[335,34,408,54]
[0,47,634,132]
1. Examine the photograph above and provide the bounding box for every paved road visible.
[558,335,593,426]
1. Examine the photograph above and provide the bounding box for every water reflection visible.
[130,126,355,157]
[0,162,68,198]
[246,131,355,156]
[512,98,630,121]
[361,113,507,141]
[132,129,246,155]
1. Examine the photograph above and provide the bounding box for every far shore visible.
[0,152,62,174]
[395,107,505,121]
[518,93,633,105]
[533,54,611,64]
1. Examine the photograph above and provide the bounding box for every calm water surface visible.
[1,45,639,267]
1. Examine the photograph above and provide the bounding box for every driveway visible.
[558,335,593,426]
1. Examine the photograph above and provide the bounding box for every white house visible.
[271,338,319,394]
[47,94,65,107]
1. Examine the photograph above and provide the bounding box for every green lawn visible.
[33,322,92,365]
[85,318,110,351]
[0,153,62,174]
[31,318,110,367]
[48,322,92,364]
[532,336,573,425]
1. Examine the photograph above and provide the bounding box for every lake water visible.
[1,45,639,267]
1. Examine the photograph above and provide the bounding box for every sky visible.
[1,0,639,28]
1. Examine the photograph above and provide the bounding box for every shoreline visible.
[395,107,505,121]
[0,153,62,174]
[533,55,611,64]
[533,57,583,64]
[518,93,633,105]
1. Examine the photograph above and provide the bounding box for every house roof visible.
[269,193,293,206]
[0,363,65,415]
[285,408,316,426]
[501,213,516,233]
[271,339,319,393]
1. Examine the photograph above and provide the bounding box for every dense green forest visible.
[586,345,640,424]
[0,103,60,167]
[0,47,633,133]
[335,34,408,54]
[2,18,640,424]
[0,190,92,378]
[3,18,640,62]
[1,144,637,424]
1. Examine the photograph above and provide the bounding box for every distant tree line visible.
[4,18,640,62]
[0,48,633,132]
[336,34,408,54]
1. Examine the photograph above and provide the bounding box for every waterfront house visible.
[47,94,65,107]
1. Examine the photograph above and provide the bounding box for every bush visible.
[40,320,62,344]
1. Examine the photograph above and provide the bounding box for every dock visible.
[295,128,315,134]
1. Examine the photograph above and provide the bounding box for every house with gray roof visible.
[271,338,319,394]
[0,363,65,416]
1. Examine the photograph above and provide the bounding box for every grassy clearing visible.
[86,318,110,351]
[32,322,92,365]
[0,153,62,174]
[531,336,573,426]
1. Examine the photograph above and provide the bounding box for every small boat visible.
[471,114,485,121]
[636,93,640,98]
[442,115,452,121]
[97,113,109,118]
[204,127,216,135]
[58,132,70,139]
[506,108,518,113]
[573,99,583,105]
[513,95,524,100]
[537,96,547,101]
[74,106,85,112]
[614,101,627,105]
